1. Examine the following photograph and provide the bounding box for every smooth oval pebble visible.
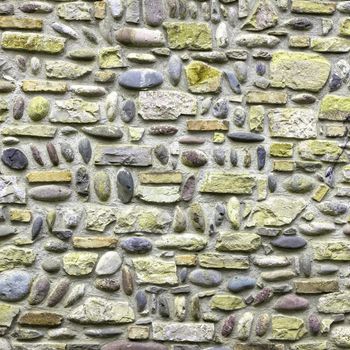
[78,138,92,164]
[117,168,134,204]
[32,216,43,240]
[181,150,208,167]
[0,270,32,301]
[121,100,136,123]
[29,185,72,202]
[47,278,70,307]
[46,142,59,166]
[227,277,256,292]
[271,235,307,249]
[274,294,309,311]
[168,54,182,86]
[121,237,152,253]
[94,170,111,202]
[136,290,147,312]
[1,148,28,170]
[189,269,222,287]
[82,126,123,139]
[96,252,122,276]
[227,132,265,142]
[118,69,163,90]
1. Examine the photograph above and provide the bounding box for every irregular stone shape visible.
[18,311,63,327]
[283,174,314,193]
[271,236,307,249]
[116,27,165,47]
[82,125,123,139]
[311,37,350,53]
[242,0,278,31]
[294,278,339,294]
[63,252,98,276]
[155,234,208,252]
[138,90,197,120]
[164,22,212,50]
[318,201,347,216]
[246,90,288,105]
[0,246,35,272]
[270,51,330,92]
[185,61,222,93]
[152,322,215,342]
[121,237,152,254]
[26,170,72,183]
[331,327,350,348]
[298,140,347,163]
[317,292,350,313]
[133,257,178,285]
[271,315,307,340]
[200,172,256,194]
[68,297,134,324]
[291,0,335,14]
[28,96,50,121]
[28,275,50,305]
[96,252,122,276]
[137,185,180,203]
[235,344,285,350]
[102,341,168,350]
[274,294,309,311]
[246,196,306,227]
[181,150,208,167]
[0,175,26,204]
[118,69,163,90]
[1,148,28,170]
[29,185,71,202]
[57,2,92,20]
[319,95,350,121]
[0,270,32,301]
[0,302,20,326]
[1,32,65,54]
[51,98,99,124]
[199,253,249,270]
[143,0,164,26]
[227,277,256,292]
[98,46,124,69]
[268,108,317,139]
[22,80,67,93]
[210,294,246,310]
[216,232,261,252]
[46,61,91,80]
[12,344,65,350]
[314,241,350,261]
[94,144,152,166]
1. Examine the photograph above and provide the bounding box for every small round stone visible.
[42,257,61,273]
[28,96,50,121]
[1,148,28,170]
[96,252,122,276]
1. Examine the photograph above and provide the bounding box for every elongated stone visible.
[102,341,167,350]
[22,80,67,93]
[18,311,63,327]
[155,234,207,251]
[46,61,91,80]
[28,275,50,305]
[274,294,309,311]
[29,185,71,202]
[216,232,261,252]
[116,27,165,47]
[118,69,163,90]
[47,278,70,307]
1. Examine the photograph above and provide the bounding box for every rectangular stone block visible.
[200,171,256,194]
[313,241,350,261]
[152,321,215,342]
[294,278,339,294]
[235,344,285,350]
[1,32,65,53]
[1,124,57,138]
[26,170,72,183]
[0,16,42,30]
[9,208,31,222]
[319,95,350,121]
[22,80,68,93]
[138,171,182,184]
[94,144,152,166]
[216,232,261,252]
[198,253,250,269]
[13,344,66,350]
[187,119,229,131]
[246,90,288,104]
[291,0,336,14]
[137,185,180,203]
[18,311,63,327]
[73,236,118,249]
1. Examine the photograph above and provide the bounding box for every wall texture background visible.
[0,0,350,349]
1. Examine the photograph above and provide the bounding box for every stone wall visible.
[0,0,350,349]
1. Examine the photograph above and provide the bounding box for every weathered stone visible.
[242,0,278,31]
[294,278,339,294]
[247,196,306,227]
[317,292,350,313]
[138,90,197,120]
[156,234,207,252]
[319,95,350,121]
[1,148,28,170]
[0,270,32,301]
[298,140,347,163]
[331,327,350,347]
[29,185,71,202]
[118,69,163,90]
[98,46,124,68]
[102,341,167,350]
[271,315,307,340]
[133,257,177,285]
[68,297,134,324]
[0,246,35,272]
[1,32,65,53]
[187,119,229,131]
[164,22,212,50]
[291,0,335,14]
[216,232,261,252]
[137,185,180,203]
[0,302,20,327]
[311,37,350,53]
[210,294,245,311]
[22,80,67,93]
[200,172,256,194]
[185,61,222,93]
[228,132,265,142]
[26,170,72,183]
[116,27,165,47]
[28,275,50,305]
[153,322,214,342]
[18,311,63,327]
[274,294,309,311]
[270,51,330,92]
[46,61,91,80]
[57,2,92,20]
[268,108,317,139]
[96,252,122,276]
[63,252,98,276]
[228,277,256,292]
[271,236,307,249]
[236,34,280,48]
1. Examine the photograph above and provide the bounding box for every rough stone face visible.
[0,270,32,301]
[0,302,20,327]
[63,252,98,276]
[270,51,331,92]
[152,322,215,342]
[138,90,197,120]
[68,297,135,324]
[216,232,261,252]
[210,294,246,310]
[319,95,350,121]
[271,315,307,340]
[268,108,317,139]
[317,292,350,313]
[0,246,35,271]
[163,22,212,50]
[155,234,207,251]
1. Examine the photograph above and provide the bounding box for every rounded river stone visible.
[189,269,222,287]
[121,237,152,253]
[118,69,163,90]
[1,148,28,170]
[227,277,256,292]
[0,270,32,301]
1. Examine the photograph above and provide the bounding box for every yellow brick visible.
[289,35,310,48]
[175,254,197,266]
[9,209,32,222]
[26,170,72,183]
[270,142,294,158]
[128,325,149,340]
[273,160,295,172]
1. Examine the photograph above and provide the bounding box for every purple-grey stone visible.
[274,294,309,311]
[118,69,163,90]
[1,148,28,170]
[271,236,307,249]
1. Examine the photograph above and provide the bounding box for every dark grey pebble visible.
[189,269,222,287]
[224,70,241,94]
[227,132,265,142]
[121,237,152,253]
[122,100,136,123]
[61,143,75,163]
[1,148,28,170]
[271,236,307,249]
[78,138,92,164]
[257,145,266,170]
[32,216,43,240]
[117,168,134,204]
[46,142,59,166]
[30,145,44,166]
[75,166,89,196]
[136,290,147,312]
[168,54,182,86]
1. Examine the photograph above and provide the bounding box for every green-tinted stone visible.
[0,246,36,271]
[132,257,178,285]
[270,51,330,92]
[185,60,222,93]
[1,124,56,138]
[216,232,261,252]
[249,105,264,132]
[0,302,20,326]
[155,234,208,251]
[137,185,180,203]
[291,342,327,350]
[1,32,65,54]
[298,140,347,162]
[331,327,350,347]
[200,171,256,194]
[270,143,294,157]
[247,196,306,227]
[313,241,350,261]
[340,18,350,36]
[246,90,288,104]
[63,252,98,276]
[98,46,124,68]
[27,96,50,121]
[311,37,350,53]
[271,315,307,340]
[22,80,68,93]
[45,61,92,79]
[291,0,336,14]
[319,95,350,121]
[210,294,245,311]
[318,292,350,313]
[164,22,212,50]
[198,253,249,269]
[94,171,111,202]
[294,278,339,294]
